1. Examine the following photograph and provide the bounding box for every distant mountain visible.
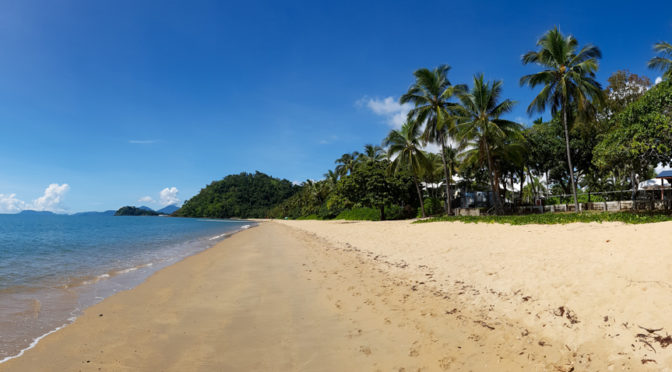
[114,206,159,216]
[157,204,180,215]
[18,210,56,216]
[72,210,116,217]
[138,206,155,212]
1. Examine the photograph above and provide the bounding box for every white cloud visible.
[358,96,412,129]
[138,196,155,203]
[128,139,158,144]
[159,187,180,206]
[0,183,70,213]
[655,76,663,85]
[0,193,26,213]
[31,183,70,212]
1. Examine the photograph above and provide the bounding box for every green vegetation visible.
[179,29,672,224]
[115,206,160,216]
[175,172,297,218]
[335,207,381,221]
[415,212,672,225]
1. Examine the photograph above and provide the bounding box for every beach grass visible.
[414,211,672,225]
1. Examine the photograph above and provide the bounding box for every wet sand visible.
[2,220,669,371]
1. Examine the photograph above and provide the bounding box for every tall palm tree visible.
[648,41,672,80]
[383,120,430,218]
[357,144,385,165]
[401,65,465,215]
[457,74,521,214]
[335,152,360,177]
[520,27,604,212]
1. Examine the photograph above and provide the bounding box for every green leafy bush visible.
[336,207,381,221]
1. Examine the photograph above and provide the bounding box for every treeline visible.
[274,28,672,219]
[176,28,672,221]
[175,172,298,218]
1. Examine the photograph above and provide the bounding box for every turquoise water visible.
[0,214,253,362]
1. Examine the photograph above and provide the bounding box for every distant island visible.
[72,210,116,217]
[18,210,57,216]
[157,204,180,214]
[114,206,160,216]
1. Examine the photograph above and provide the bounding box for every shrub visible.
[335,207,381,221]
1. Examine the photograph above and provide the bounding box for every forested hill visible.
[174,172,298,218]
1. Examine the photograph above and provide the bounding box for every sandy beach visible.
[2,220,672,371]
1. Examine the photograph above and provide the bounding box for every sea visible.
[0,213,254,363]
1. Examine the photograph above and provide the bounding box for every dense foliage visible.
[177,29,672,222]
[269,160,418,220]
[175,172,298,218]
[115,206,160,216]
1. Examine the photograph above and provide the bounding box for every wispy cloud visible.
[655,76,663,85]
[357,96,412,129]
[128,139,159,144]
[138,196,155,203]
[318,135,339,145]
[0,183,70,213]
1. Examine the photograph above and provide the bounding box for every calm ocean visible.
[0,214,253,362]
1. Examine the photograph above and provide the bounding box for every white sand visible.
[277,219,672,370]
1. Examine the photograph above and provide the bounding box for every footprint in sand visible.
[359,346,372,356]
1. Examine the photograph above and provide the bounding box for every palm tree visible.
[401,65,465,215]
[335,152,360,177]
[457,74,521,214]
[323,169,339,187]
[520,27,604,212]
[648,41,672,80]
[357,144,385,165]
[383,120,430,218]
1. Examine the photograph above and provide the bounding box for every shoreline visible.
[0,222,255,366]
[2,220,670,370]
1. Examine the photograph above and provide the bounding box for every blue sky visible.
[0,0,670,213]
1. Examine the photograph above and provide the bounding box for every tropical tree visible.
[401,65,465,215]
[520,27,604,212]
[457,74,521,214]
[384,120,431,217]
[357,144,385,165]
[648,41,672,80]
[335,152,360,177]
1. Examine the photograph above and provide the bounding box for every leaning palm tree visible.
[520,27,604,212]
[383,120,430,217]
[401,65,465,215]
[457,74,521,215]
[648,41,672,80]
[334,152,360,177]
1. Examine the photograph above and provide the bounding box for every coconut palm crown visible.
[400,65,465,215]
[457,74,521,214]
[648,41,672,80]
[520,27,604,212]
[383,120,430,217]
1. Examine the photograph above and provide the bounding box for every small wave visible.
[0,320,72,364]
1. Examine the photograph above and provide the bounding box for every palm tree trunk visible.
[562,104,580,212]
[439,141,452,215]
[484,143,503,214]
[414,176,426,218]
[519,167,525,206]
